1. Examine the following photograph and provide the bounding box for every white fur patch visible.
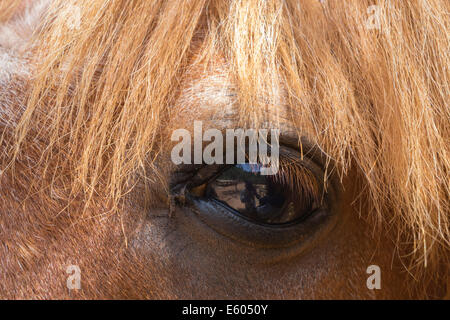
[0,0,51,126]
[0,0,51,53]
[0,0,51,87]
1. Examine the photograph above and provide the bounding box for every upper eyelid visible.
[171,145,323,194]
[279,135,333,172]
[169,133,331,195]
[170,163,227,191]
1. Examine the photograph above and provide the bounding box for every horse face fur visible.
[0,0,448,299]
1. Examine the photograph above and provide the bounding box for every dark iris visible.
[203,164,315,225]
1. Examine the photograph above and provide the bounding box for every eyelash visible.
[272,159,321,208]
[170,148,324,202]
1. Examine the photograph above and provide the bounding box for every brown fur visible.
[0,0,448,299]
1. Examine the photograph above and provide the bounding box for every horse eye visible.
[174,147,335,247]
[185,154,324,228]
[202,164,317,225]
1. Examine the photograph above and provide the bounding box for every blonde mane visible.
[1,0,448,295]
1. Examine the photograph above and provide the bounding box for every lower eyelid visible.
[187,196,334,249]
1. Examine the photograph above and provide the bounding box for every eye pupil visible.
[204,164,315,225]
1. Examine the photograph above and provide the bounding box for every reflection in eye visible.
[191,162,322,226]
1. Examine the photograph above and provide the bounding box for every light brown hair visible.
[2,0,448,296]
